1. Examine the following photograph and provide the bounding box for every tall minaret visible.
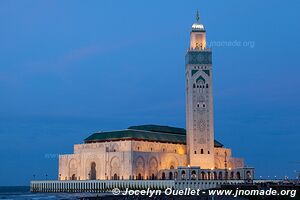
[186,11,214,169]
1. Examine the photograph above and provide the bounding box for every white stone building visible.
[58,13,254,182]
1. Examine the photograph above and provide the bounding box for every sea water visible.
[0,186,99,200]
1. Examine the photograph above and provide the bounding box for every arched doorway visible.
[174,172,178,180]
[201,171,206,180]
[149,157,158,181]
[90,162,96,180]
[181,170,186,180]
[213,172,217,180]
[218,172,223,180]
[207,172,211,180]
[71,174,76,180]
[151,173,155,180]
[191,170,197,180]
[138,173,142,180]
[225,172,228,180]
[113,173,118,180]
[230,172,234,179]
[169,172,173,180]
[236,172,241,180]
[162,172,166,180]
[246,171,252,179]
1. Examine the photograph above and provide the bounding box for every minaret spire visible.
[196,10,200,22]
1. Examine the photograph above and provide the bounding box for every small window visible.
[203,103,206,108]
[208,151,210,154]
[194,151,197,154]
[201,149,204,154]
[206,84,209,88]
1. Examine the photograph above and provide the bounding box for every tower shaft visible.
[186,17,214,169]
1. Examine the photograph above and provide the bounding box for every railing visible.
[30,179,247,193]
[187,48,212,52]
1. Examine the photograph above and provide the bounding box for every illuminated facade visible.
[186,12,214,169]
[58,13,254,181]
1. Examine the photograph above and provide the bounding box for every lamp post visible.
[224,151,228,182]
[45,174,48,180]
[294,170,300,181]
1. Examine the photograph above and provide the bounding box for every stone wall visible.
[59,140,244,181]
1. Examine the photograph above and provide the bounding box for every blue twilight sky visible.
[0,0,300,186]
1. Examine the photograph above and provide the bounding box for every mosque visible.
[58,12,254,182]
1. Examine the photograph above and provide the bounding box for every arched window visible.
[201,149,204,154]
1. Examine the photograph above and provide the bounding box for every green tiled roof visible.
[128,125,186,135]
[84,124,223,147]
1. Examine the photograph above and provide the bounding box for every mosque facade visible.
[58,13,254,182]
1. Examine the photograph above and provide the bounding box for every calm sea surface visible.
[0,186,101,200]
